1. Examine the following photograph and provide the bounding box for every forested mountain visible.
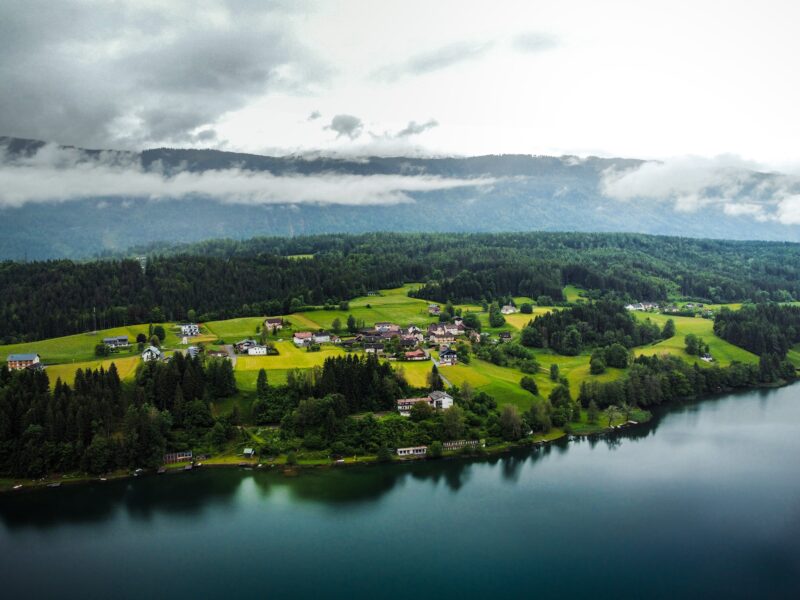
[1,136,799,259]
[3,232,800,344]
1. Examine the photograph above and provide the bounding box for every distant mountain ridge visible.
[0,136,796,260]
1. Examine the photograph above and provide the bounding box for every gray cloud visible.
[326,114,364,139]
[396,120,439,137]
[0,1,328,149]
[511,32,559,53]
[372,41,494,81]
[600,156,800,224]
[308,110,322,121]
[0,142,496,208]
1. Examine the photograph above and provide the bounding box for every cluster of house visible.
[292,331,337,347]
[625,302,660,312]
[396,391,454,416]
[234,339,274,355]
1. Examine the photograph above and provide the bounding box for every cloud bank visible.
[600,156,800,225]
[0,144,495,208]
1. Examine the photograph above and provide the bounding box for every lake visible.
[2,385,800,599]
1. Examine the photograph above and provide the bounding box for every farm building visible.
[248,345,268,356]
[6,353,41,371]
[264,317,284,331]
[312,331,331,344]
[103,336,130,348]
[501,305,518,315]
[428,304,441,315]
[187,346,200,358]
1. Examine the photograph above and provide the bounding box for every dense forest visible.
[578,353,795,410]
[519,300,662,355]
[4,232,800,344]
[713,304,800,358]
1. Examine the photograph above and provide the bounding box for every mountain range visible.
[1,136,798,260]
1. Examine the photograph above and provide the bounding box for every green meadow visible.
[632,312,757,366]
[0,284,764,416]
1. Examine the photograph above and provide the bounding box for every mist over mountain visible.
[1,136,799,260]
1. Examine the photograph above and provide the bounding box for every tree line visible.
[5,232,800,343]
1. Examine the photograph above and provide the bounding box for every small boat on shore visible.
[47,482,61,488]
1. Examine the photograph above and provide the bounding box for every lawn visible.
[503,307,553,330]
[204,317,265,342]
[632,313,757,366]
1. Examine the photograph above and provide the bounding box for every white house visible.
[293,331,313,347]
[264,318,283,331]
[103,335,130,348]
[397,446,427,457]
[181,324,200,336]
[142,346,162,362]
[439,348,458,366]
[313,331,331,344]
[429,390,454,410]
[501,304,518,315]
[248,345,268,356]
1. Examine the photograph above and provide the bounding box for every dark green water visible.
[2,386,800,599]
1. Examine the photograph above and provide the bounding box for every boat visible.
[157,467,166,474]
[47,482,61,488]
[13,484,22,490]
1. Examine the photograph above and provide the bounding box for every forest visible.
[519,300,663,355]
[4,232,800,343]
[713,304,800,358]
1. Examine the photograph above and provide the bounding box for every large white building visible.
[248,345,268,356]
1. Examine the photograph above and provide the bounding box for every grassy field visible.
[0,323,180,364]
[45,355,141,385]
[563,285,587,303]
[1,283,765,422]
[632,312,757,366]
[392,360,435,387]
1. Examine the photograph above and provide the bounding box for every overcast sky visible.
[1,0,799,164]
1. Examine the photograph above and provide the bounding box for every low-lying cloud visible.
[600,156,800,225]
[0,144,495,208]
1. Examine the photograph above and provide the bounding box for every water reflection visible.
[0,383,794,533]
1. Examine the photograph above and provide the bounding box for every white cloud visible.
[0,143,495,208]
[600,155,800,224]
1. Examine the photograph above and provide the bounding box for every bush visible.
[520,376,539,396]
[376,446,393,462]
[520,303,533,314]
[429,441,443,458]
[285,451,298,465]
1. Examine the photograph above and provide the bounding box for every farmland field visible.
[0,323,179,364]
[632,312,757,366]
[45,355,141,385]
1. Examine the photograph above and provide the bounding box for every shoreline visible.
[2,377,793,495]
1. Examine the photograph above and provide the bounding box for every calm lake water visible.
[2,386,800,599]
